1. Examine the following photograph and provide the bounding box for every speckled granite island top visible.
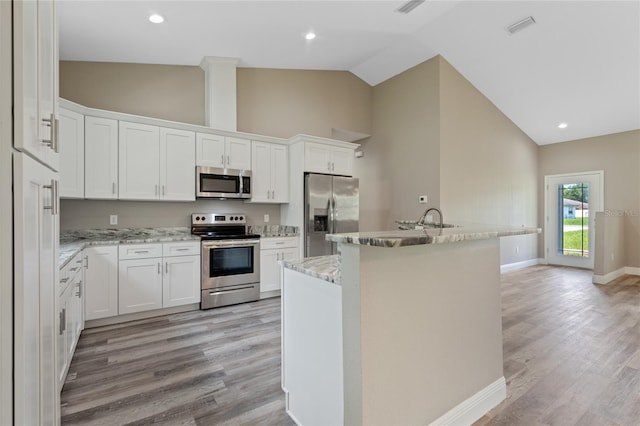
[326,225,541,248]
[59,227,199,268]
[281,255,339,284]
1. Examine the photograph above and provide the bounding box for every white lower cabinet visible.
[260,237,299,293]
[84,246,118,321]
[118,242,201,315]
[57,250,85,390]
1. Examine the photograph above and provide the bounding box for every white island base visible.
[281,229,534,425]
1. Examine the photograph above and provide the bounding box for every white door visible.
[56,284,70,391]
[59,108,84,198]
[251,141,271,202]
[271,144,289,202]
[84,246,118,320]
[226,137,251,170]
[163,255,201,307]
[85,116,118,199]
[159,127,195,201]
[259,249,280,293]
[119,121,160,200]
[195,133,225,167]
[119,258,163,314]
[13,152,59,425]
[545,171,603,269]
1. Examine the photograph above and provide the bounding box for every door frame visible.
[544,170,604,268]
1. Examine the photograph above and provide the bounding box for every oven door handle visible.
[202,239,260,248]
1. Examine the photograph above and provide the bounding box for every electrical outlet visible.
[109,215,118,225]
[419,195,428,204]
[516,246,520,254]
[264,214,269,223]
[611,252,615,261]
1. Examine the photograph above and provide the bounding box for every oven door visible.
[202,239,260,289]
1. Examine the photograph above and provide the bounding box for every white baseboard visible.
[500,258,543,273]
[594,266,640,284]
[428,377,506,426]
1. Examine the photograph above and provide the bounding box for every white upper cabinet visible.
[85,116,118,199]
[250,141,289,203]
[120,121,196,201]
[160,128,196,201]
[304,141,354,176]
[58,108,84,198]
[196,133,251,170]
[14,0,59,171]
[119,121,161,200]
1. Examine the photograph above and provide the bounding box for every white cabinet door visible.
[69,273,83,356]
[196,133,225,167]
[329,146,353,176]
[304,142,332,174]
[85,116,118,199]
[119,121,160,200]
[259,249,280,293]
[271,144,289,203]
[119,258,163,314]
[59,108,84,198]
[226,137,251,170]
[160,127,195,201]
[13,0,59,171]
[56,283,71,391]
[163,255,201,308]
[251,142,272,202]
[13,152,59,425]
[84,246,118,320]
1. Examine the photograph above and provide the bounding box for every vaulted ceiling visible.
[58,0,640,145]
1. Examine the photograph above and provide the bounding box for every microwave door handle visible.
[239,173,243,196]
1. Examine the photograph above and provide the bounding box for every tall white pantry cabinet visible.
[9,0,61,424]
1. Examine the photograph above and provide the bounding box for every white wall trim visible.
[593,266,640,285]
[592,268,626,284]
[500,258,543,273]
[428,377,506,426]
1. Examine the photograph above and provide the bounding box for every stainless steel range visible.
[192,213,260,309]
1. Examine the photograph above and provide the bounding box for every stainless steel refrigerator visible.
[305,173,359,257]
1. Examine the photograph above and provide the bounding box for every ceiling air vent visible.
[507,16,536,34]
[396,0,425,14]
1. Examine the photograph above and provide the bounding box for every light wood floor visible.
[61,266,640,425]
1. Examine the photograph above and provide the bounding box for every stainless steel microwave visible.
[196,166,252,199]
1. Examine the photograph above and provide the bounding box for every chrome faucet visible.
[417,207,443,229]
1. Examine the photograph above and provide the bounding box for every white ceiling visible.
[58,0,640,145]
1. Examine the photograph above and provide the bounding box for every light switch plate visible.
[264,214,269,223]
[110,215,118,225]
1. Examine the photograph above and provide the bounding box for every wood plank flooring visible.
[62,266,640,425]
[60,297,295,425]
[475,266,640,426]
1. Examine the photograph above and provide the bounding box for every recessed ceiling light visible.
[304,31,316,41]
[558,122,568,129]
[149,14,164,24]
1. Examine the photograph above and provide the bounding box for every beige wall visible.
[539,130,640,266]
[438,57,540,265]
[237,68,372,139]
[362,57,441,231]
[59,199,281,231]
[594,212,626,277]
[60,61,206,125]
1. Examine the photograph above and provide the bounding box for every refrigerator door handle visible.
[332,195,337,234]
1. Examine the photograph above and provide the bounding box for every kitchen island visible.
[281,225,540,426]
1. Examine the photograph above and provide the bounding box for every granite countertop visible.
[326,225,541,248]
[248,225,299,237]
[59,227,200,268]
[281,255,340,284]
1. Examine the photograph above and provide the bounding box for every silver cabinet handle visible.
[59,311,64,335]
[332,162,335,171]
[155,184,159,195]
[76,281,82,298]
[62,308,66,333]
[327,161,331,171]
[162,185,165,196]
[112,182,116,194]
[221,154,224,165]
[76,258,83,265]
[165,262,168,274]
[157,263,161,274]
[43,179,58,215]
[41,113,59,152]
[133,250,149,254]
[227,155,230,165]
[174,248,190,252]
[70,266,78,272]
[275,242,285,245]
[60,277,69,284]
[84,255,89,269]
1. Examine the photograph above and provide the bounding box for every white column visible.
[199,56,239,131]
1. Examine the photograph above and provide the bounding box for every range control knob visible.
[195,216,201,221]
[239,216,244,221]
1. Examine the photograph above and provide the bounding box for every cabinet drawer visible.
[60,250,84,292]
[119,243,163,260]
[261,237,298,250]
[163,241,200,257]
